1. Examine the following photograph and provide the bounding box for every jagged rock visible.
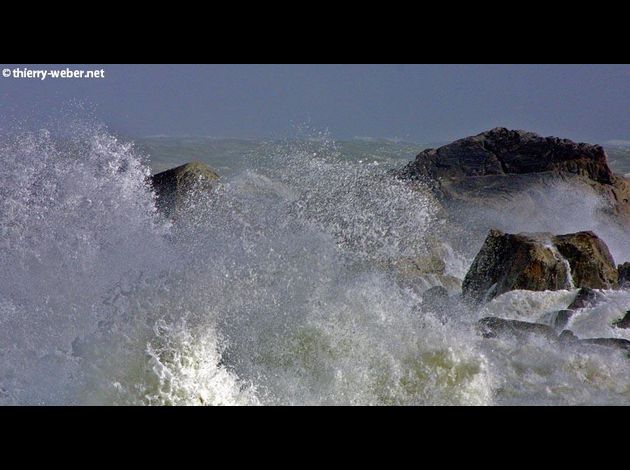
[618,263,630,288]
[477,317,557,341]
[150,161,219,216]
[463,229,617,303]
[397,127,630,221]
[462,229,571,303]
[613,311,630,329]
[552,232,618,289]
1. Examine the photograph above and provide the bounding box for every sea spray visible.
[1,125,630,405]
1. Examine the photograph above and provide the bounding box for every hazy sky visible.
[1,64,629,143]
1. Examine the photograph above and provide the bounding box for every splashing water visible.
[1,125,630,405]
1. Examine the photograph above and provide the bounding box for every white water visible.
[1,125,630,405]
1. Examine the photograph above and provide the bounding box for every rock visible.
[613,311,630,329]
[567,287,604,310]
[385,256,462,295]
[477,317,557,341]
[399,128,613,183]
[463,229,617,303]
[462,229,571,303]
[559,329,630,353]
[396,128,630,222]
[618,263,630,288]
[579,337,630,352]
[558,329,578,342]
[150,161,219,216]
[553,310,575,331]
[552,232,618,289]
[422,286,449,307]
[480,320,630,354]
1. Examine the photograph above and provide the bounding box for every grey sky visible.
[1,64,629,143]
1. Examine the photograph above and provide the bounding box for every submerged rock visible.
[397,127,630,222]
[567,287,605,310]
[553,310,575,331]
[463,229,617,303]
[150,161,219,216]
[422,286,449,307]
[613,311,630,329]
[480,318,630,354]
[551,288,605,331]
[551,287,606,331]
[386,255,462,295]
[577,337,630,353]
[477,317,557,341]
[462,229,571,303]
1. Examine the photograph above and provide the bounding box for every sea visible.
[1,122,630,405]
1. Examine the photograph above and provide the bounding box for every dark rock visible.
[552,232,618,289]
[150,161,219,216]
[479,318,630,355]
[579,337,630,352]
[567,287,604,310]
[477,317,557,341]
[613,311,630,329]
[463,229,617,303]
[618,263,630,288]
[553,310,575,331]
[399,127,613,184]
[558,329,578,342]
[462,229,571,303]
[396,128,630,222]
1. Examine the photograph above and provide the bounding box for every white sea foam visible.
[1,125,630,405]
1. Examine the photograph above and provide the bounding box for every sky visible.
[1,64,630,143]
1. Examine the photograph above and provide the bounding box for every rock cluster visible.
[393,129,630,356]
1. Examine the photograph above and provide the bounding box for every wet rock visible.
[558,329,578,342]
[552,232,618,289]
[553,310,575,331]
[477,317,557,341]
[150,161,219,216]
[479,318,630,355]
[422,286,449,307]
[397,128,630,223]
[567,287,604,310]
[399,127,613,183]
[387,256,462,295]
[463,229,617,303]
[618,263,630,288]
[579,337,630,352]
[462,229,571,303]
[613,311,630,329]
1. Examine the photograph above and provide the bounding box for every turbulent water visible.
[1,125,630,405]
